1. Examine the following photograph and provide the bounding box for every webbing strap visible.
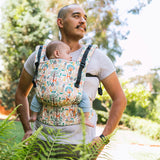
[32,45,43,88]
[86,73,98,78]
[86,73,103,95]
[74,45,92,88]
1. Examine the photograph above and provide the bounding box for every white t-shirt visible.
[24,45,116,144]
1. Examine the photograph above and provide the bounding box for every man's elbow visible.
[120,94,127,111]
[15,88,25,105]
[15,88,20,101]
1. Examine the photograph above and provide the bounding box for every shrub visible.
[121,114,160,140]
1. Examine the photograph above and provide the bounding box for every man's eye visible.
[74,15,80,18]
[84,17,87,21]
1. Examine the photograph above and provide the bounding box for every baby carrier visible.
[32,43,97,126]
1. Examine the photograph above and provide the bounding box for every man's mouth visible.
[76,25,86,32]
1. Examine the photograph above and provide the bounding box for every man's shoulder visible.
[92,47,110,61]
[24,51,36,77]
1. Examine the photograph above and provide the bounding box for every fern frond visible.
[0,105,114,160]
[37,127,76,159]
[0,105,21,160]
[11,126,43,160]
[73,110,115,160]
[0,105,19,138]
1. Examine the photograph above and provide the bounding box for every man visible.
[15,3,127,158]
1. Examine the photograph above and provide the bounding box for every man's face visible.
[59,6,87,40]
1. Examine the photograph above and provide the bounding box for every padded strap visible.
[74,45,92,88]
[32,45,43,88]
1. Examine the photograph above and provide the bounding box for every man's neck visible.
[61,39,82,52]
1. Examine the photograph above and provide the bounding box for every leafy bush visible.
[120,114,160,140]
[0,0,54,109]
[96,81,152,118]
[128,117,160,140]
[148,94,160,123]
[95,106,160,140]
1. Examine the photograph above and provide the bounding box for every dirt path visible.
[96,125,160,160]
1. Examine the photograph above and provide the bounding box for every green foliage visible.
[0,107,112,160]
[96,80,151,118]
[95,78,160,140]
[0,0,54,108]
[123,81,151,108]
[128,0,152,14]
[83,0,125,62]
[147,94,160,123]
[12,127,44,160]
[122,68,160,122]
[0,0,53,79]
[121,114,160,140]
[0,79,19,109]
[0,0,152,108]
[120,81,151,118]
[151,69,160,94]
[153,94,160,112]
[96,110,109,124]
[92,110,160,141]
[46,0,152,62]
[95,111,160,141]
[129,68,160,96]
[0,106,19,160]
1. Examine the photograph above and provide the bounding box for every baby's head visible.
[46,41,71,61]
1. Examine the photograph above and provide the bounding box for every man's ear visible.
[54,50,60,58]
[57,18,63,28]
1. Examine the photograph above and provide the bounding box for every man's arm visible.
[101,71,127,136]
[91,71,127,156]
[15,68,33,141]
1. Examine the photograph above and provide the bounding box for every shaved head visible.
[57,4,81,19]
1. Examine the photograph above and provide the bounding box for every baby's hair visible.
[46,41,66,59]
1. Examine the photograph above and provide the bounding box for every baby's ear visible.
[54,50,60,58]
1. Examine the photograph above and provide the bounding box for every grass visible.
[0,119,24,144]
[12,121,24,143]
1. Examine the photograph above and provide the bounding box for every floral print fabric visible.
[35,44,96,126]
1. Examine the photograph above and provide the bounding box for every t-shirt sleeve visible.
[88,48,116,81]
[24,51,36,77]
[97,49,116,80]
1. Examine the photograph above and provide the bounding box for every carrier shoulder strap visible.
[32,45,43,88]
[74,44,92,88]
[32,44,95,89]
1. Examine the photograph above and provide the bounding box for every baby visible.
[29,41,94,127]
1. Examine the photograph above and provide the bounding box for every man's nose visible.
[80,17,86,23]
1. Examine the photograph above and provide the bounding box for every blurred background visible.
[0,0,160,159]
